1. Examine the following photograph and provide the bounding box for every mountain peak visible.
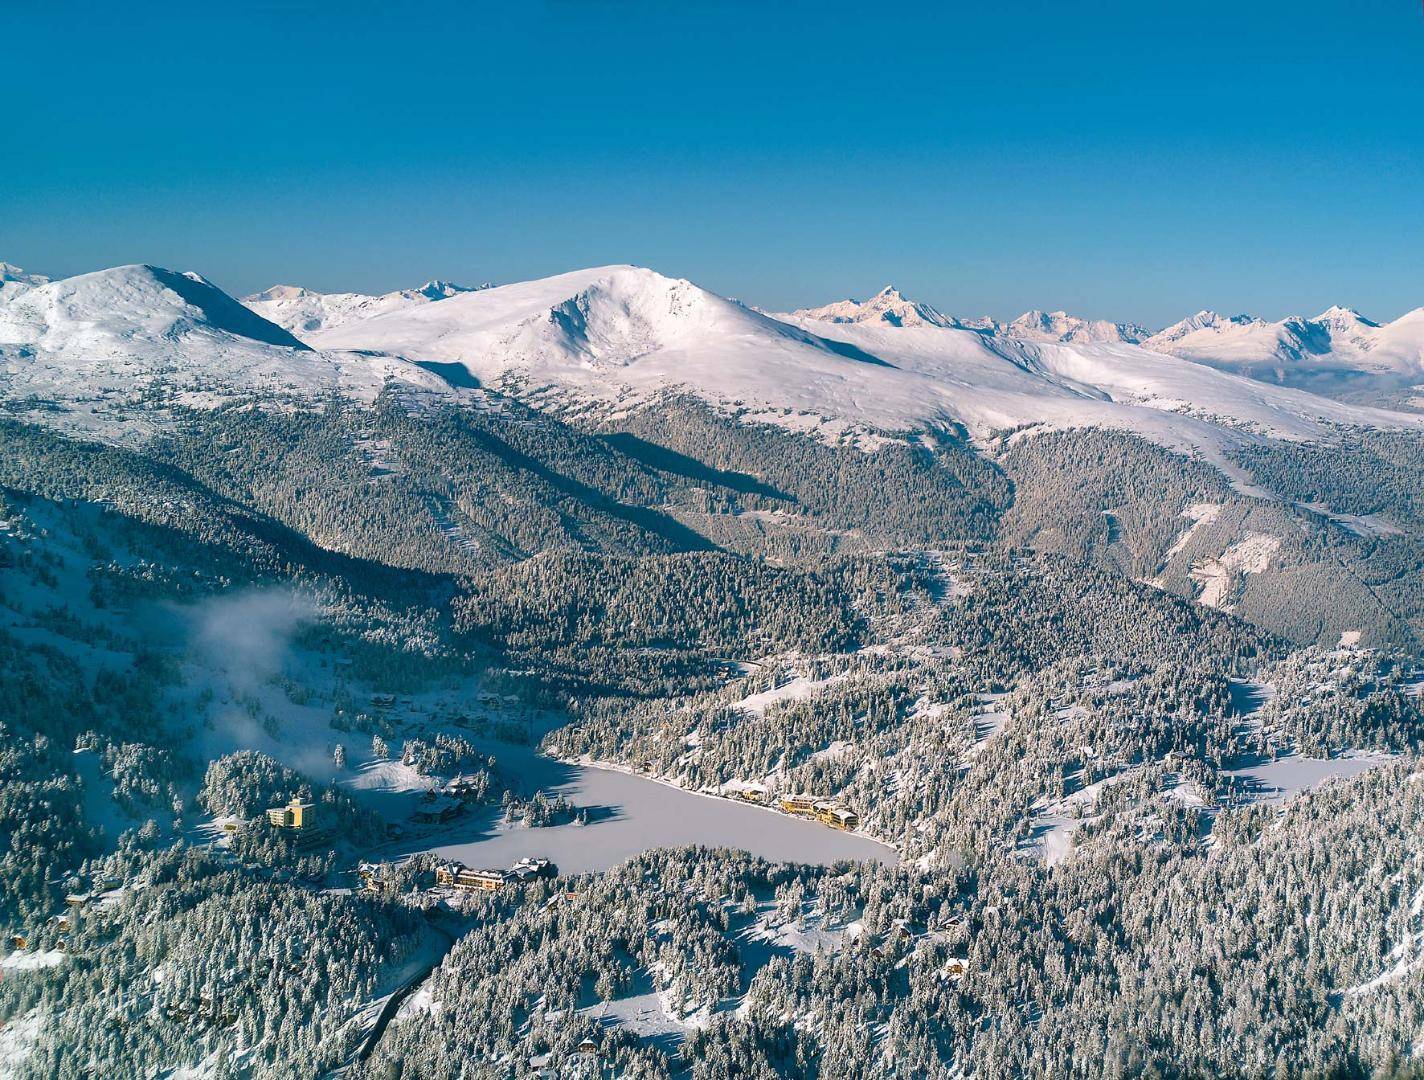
[1006,309,1148,345]
[1314,304,1378,330]
[0,261,50,300]
[246,284,313,302]
[244,276,498,337]
[3,264,309,350]
[416,280,494,301]
[792,286,955,329]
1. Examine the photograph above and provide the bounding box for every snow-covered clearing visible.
[583,989,690,1043]
[1,950,65,972]
[729,672,847,716]
[1225,753,1395,803]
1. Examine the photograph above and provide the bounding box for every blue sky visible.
[5,1,1423,325]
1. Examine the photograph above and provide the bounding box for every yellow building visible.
[266,799,315,830]
[779,794,820,818]
[435,862,508,891]
[816,804,859,830]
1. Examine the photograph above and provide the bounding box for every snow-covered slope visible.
[311,264,1423,453]
[244,279,491,338]
[1145,307,1424,383]
[0,264,453,440]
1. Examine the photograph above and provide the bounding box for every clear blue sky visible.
[5,1,1423,326]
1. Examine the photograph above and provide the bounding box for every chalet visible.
[509,857,555,881]
[435,861,508,891]
[728,784,766,804]
[413,794,463,824]
[444,773,487,800]
[357,863,386,892]
[370,693,397,709]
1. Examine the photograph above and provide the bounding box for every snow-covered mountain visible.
[1005,309,1149,345]
[310,264,1422,454]
[5,259,1421,454]
[1144,307,1424,384]
[791,286,964,330]
[0,264,451,440]
[244,279,492,338]
[0,262,49,302]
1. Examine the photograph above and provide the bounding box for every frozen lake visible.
[406,746,897,873]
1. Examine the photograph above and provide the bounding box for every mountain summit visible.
[1144,305,1424,382]
[792,285,959,329]
[1006,309,1149,345]
[1,264,308,352]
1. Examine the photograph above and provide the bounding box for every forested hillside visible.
[1,320,1422,1076]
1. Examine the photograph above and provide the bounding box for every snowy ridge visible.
[244,278,492,338]
[1144,306,1424,381]
[310,263,1424,453]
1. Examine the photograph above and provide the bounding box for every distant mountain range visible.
[1,260,1420,456]
[244,279,494,336]
[791,287,1424,385]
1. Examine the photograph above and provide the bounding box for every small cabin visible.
[357,863,385,892]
